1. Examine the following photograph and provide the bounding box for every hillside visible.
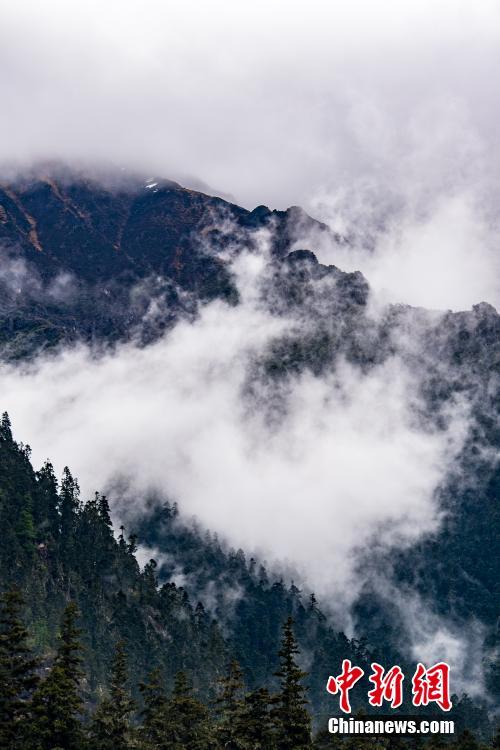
[0,166,332,357]
[0,166,498,743]
[0,414,494,746]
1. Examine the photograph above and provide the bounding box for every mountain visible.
[0,165,498,741]
[0,165,336,357]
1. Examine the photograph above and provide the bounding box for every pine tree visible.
[89,640,136,750]
[59,467,80,567]
[98,493,112,530]
[35,460,60,542]
[0,411,13,442]
[141,558,158,602]
[30,602,85,750]
[272,617,311,750]
[165,670,213,750]
[215,658,248,749]
[15,494,36,554]
[0,587,39,749]
[139,667,169,749]
[241,686,275,749]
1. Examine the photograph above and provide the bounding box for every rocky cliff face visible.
[0,166,337,356]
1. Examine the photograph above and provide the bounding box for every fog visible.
[1,0,499,210]
[0,243,468,622]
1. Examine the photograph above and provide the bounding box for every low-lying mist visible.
[0,241,469,625]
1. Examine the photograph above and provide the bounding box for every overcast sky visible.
[1,0,499,209]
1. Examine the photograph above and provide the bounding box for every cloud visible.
[0,240,468,628]
[0,253,41,298]
[401,591,488,700]
[0,246,77,305]
[1,0,500,210]
[358,573,491,699]
[292,191,500,311]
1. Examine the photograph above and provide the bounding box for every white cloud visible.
[365,577,490,698]
[1,0,500,210]
[294,192,500,310]
[0,245,468,624]
[404,594,488,699]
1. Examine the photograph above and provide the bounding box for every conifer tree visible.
[0,587,39,749]
[15,495,36,554]
[30,602,85,750]
[241,686,275,749]
[98,493,113,530]
[59,468,80,567]
[272,617,311,750]
[35,460,60,542]
[165,670,213,750]
[128,532,138,555]
[89,639,136,750]
[194,600,208,628]
[215,658,248,749]
[0,411,13,442]
[141,558,158,601]
[139,667,169,749]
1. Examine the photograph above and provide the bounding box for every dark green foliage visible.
[0,410,371,722]
[59,467,80,567]
[0,587,39,749]
[0,415,495,748]
[90,640,136,749]
[139,667,170,749]
[241,686,275,749]
[214,659,248,748]
[131,501,373,721]
[34,460,60,543]
[163,671,214,750]
[0,415,230,702]
[1,411,13,441]
[272,617,311,750]
[30,602,85,750]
